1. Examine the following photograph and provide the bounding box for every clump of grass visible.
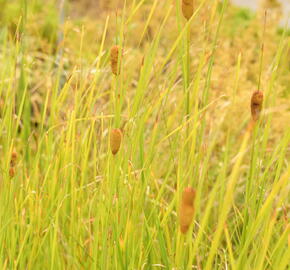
[179,187,196,234]
[0,1,289,269]
[110,128,122,155]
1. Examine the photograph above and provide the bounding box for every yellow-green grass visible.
[0,0,289,269]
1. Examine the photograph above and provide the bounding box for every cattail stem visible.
[114,74,122,127]
[186,24,191,123]
[110,45,123,127]
[182,6,192,138]
[180,0,193,88]
[258,10,267,91]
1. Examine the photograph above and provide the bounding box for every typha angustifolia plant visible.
[246,11,267,138]
[107,6,127,199]
[251,11,267,125]
[238,12,269,267]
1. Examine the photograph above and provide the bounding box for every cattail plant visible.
[251,90,263,121]
[182,0,194,20]
[110,128,122,155]
[179,187,196,234]
[110,45,122,76]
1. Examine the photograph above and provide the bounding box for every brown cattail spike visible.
[110,45,122,76]
[182,0,194,20]
[179,187,196,234]
[110,128,122,155]
[10,151,17,167]
[9,167,15,178]
[251,90,263,121]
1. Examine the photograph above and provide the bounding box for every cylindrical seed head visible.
[251,90,263,121]
[11,151,17,161]
[10,151,17,167]
[110,45,122,76]
[179,187,196,233]
[110,128,122,155]
[182,0,194,20]
[9,167,15,178]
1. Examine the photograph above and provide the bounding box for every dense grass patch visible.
[0,0,289,269]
